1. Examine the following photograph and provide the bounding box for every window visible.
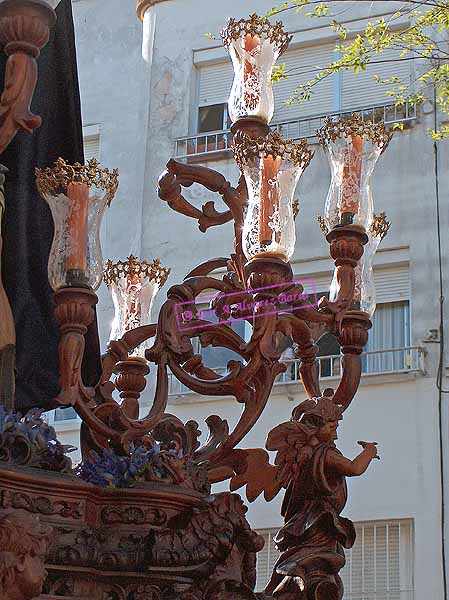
[54,407,79,422]
[255,528,279,593]
[272,42,336,123]
[83,124,100,162]
[297,265,411,376]
[194,39,414,137]
[45,406,80,425]
[256,520,414,598]
[198,104,229,133]
[341,46,413,112]
[363,263,411,372]
[341,520,414,600]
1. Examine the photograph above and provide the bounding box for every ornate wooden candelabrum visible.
[0,13,393,600]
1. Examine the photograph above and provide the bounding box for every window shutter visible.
[341,48,412,110]
[197,42,337,117]
[297,273,332,296]
[341,520,414,599]
[295,265,409,304]
[273,42,337,123]
[256,529,279,592]
[375,265,409,303]
[84,133,100,162]
[257,520,413,597]
[198,60,234,107]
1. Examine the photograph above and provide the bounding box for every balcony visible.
[168,346,426,396]
[175,103,417,161]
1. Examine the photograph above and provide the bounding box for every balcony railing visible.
[168,346,425,396]
[175,102,417,160]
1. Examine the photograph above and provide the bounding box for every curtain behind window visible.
[363,301,410,373]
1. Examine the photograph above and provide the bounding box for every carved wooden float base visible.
[0,464,262,600]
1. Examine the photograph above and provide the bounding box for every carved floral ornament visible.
[220,13,292,54]
[317,214,328,236]
[233,130,314,170]
[317,212,391,239]
[317,114,393,153]
[103,255,170,288]
[370,211,391,239]
[35,157,119,201]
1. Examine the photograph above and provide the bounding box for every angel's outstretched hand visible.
[357,441,380,460]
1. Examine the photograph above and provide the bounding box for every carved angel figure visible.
[263,394,379,600]
[0,509,51,600]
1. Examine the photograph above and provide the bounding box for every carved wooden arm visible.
[0,0,56,154]
[157,159,241,232]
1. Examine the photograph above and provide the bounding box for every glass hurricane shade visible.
[0,0,61,5]
[221,16,290,124]
[323,134,382,230]
[36,159,118,291]
[227,36,280,124]
[104,257,170,359]
[234,132,313,262]
[329,217,388,316]
[318,116,391,232]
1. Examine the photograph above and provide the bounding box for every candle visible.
[259,155,281,248]
[125,272,143,330]
[243,34,260,108]
[66,182,89,277]
[352,261,362,310]
[341,134,363,225]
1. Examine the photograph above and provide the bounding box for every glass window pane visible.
[54,407,78,422]
[198,104,226,133]
[363,301,410,373]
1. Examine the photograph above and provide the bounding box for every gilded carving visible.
[220,14,291,54]
[317,114,392,152]
[104,255,170,288]
[36,157,119,200]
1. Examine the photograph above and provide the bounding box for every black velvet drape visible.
[0,0,101,412]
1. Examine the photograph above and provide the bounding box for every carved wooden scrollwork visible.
[50,123,371,500]
[43,110,375,600]
[1,490,83,519]
[0,1,56,154]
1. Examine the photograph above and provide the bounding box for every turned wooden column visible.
[114,357,150,420]
[53,287,98,407]
[324,224,368,317]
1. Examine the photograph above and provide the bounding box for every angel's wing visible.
[266,421,310,488]
[229,448,282,502]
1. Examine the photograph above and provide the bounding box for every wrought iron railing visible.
[168,346,425,395]
[175,102,417,160]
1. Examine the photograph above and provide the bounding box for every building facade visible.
[53,0,449,597]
